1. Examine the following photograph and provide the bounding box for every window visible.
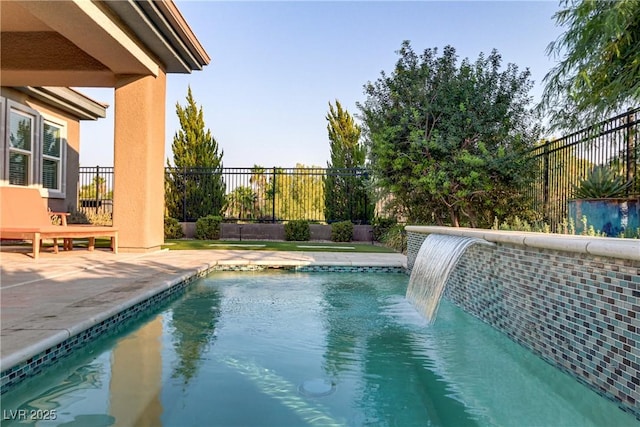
[42,120,63,191]
[8,109,34,186]
[2,99,67,196]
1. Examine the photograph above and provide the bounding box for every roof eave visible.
[16,87,108,121]
[102,0,210,74]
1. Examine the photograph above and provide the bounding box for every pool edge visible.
[0,260,406,394]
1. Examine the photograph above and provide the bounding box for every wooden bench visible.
[0,186,118,259]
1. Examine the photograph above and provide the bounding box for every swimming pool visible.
[2,271,637,426]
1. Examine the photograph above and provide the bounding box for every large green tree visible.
[358,41,540,227]
[324,100,373,223]
[540,0,640,129]
[165,86,225,221]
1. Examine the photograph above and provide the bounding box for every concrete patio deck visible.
[0,247,406,377]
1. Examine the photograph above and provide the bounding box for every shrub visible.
[84,211,113,226]
[66,210,91,225]
[492,216,550,233]
[165,217,184,239]
[284,220,310,241]
[372,216,397,241]
[381,224,406,254]
[572,165,632,199]
[621,227,640,239]
[331,220,353,242]
[195,215,222,240]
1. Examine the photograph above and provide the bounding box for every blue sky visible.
[78,1,564,168]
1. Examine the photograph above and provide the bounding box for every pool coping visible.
[405,226,640,261]
[0,250,407,392]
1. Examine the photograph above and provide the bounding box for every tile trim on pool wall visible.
[0,269,206,393]
[406,228,640,420]
[0,263,405,394]
[209,265,406,273]
[294,265,405,273]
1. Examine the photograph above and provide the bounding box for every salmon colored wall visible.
[113,70,166,252]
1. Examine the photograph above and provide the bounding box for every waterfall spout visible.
[407,234,493,324]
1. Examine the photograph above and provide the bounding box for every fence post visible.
[271,167,277,223]
[542,143,550,224]
[363,176,369,224]
[182,165,187,222]
[94,165,100,216]
[626,110,635,197]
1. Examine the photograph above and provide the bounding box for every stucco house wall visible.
[1,0,209,252]
[0,87,106,213]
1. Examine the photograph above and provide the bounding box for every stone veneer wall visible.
[406,226,640,420]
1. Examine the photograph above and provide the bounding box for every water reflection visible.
[109,316,163,427]
[107,285,221,426]
[168,284,221,385]
[320,278,379,378]
[3,364,105,426]
[58,414,116,426]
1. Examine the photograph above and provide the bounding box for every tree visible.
[324,100,373,223]
[247,164,325,221]
[225,186,258,220]
[358,41,540,227]
[165,86,225,221]
[540,0,640,130]
[273,164,325,221]
[79,176,112,200]
[250,165,272,220]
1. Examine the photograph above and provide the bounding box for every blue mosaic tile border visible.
[0,263,404,394]
[0,269,210,394]
[294,265,406,273]
[407,231,640,420]
[208,264,406,274]
[209,265,268,272]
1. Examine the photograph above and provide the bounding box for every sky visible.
[78,1,565,168]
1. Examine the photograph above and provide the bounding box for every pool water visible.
[2,272,637,426]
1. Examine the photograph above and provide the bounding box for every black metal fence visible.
[164,166,372,223]
[78,109,638,229]
[527,108,639,230]
[77,166,373,223]
[77,166,114,218]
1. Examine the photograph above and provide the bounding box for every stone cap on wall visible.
[405,226,640,262]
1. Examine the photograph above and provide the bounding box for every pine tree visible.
[165,86,225,221]
[324,100,372,223]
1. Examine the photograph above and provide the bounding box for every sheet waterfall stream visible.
[407,233,493,324]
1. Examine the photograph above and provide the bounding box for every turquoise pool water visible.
[2,271,637,426]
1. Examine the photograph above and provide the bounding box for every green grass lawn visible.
[162,239,396,253]
[8,238,396,253]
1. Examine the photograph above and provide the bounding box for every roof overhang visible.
[106,0,210,73]
[15,87,108,121]
[0,0,210,88]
